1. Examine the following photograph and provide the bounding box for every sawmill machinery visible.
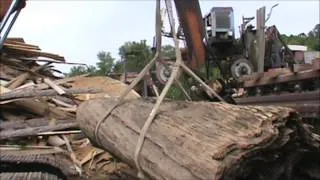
[152,0,319,119]
[155,1,289,83]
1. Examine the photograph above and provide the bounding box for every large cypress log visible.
[77,98,320,180]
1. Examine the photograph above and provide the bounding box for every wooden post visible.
[256,6,266,73]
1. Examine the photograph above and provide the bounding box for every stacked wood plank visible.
[233,59,320,132]
[78,98,320,180]
[0,38,139,180]
[237,59,320,88]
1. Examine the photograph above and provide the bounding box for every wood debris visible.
[0,38,139,180]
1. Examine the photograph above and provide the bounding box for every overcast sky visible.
[8,0,319,73]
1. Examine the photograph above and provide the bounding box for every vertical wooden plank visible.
[256,6,266,73]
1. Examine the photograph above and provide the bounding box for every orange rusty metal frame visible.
[0,0,26,49]
[0,0,26,21]
[174,0,207,70]
[0,0,13,21]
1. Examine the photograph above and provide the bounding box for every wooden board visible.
[312,58,320,70]
[5,38,25,43]
[67,76,140,101]
[243,69,320,87]
[3,43,41,51]
[3,46,65,61]
[293,63,314,72]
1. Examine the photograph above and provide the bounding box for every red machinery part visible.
[0,0,26,21]
[173,0,207,70]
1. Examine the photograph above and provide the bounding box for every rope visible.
[134,0,183,178]
[93,4,163,144]
[93,0,162,152]
[133,0,225,178]
[93,54,159,146]
[93,13,162,145]
[94,1,226,179]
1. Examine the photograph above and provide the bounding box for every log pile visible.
[0,38,139,180]
[77,98,320,180]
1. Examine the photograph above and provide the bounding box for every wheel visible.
[155,61,173,85]
[230,58,254,79]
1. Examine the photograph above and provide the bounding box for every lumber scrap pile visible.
[78,98,320,180]
[0,38,139,180]
[2,38,65,62]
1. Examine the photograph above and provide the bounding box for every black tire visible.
[230,58,254,79]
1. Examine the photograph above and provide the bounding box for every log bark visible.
[1,86,74,119]
[0,122,79,140]
[77,98,320,180]
[5,62,51,89]
[0,63,23,81]
[0,117,75,130]
[12,99,75,119]
[0,88,103,101]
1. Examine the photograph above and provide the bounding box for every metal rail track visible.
[234,90,320,118]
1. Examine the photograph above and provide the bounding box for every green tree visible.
[96,51,115,75]
[308,24,320,38]
[119,40,152,72]
[161,45,176,59]
[113,60,124,74]
[66,65,96,77]
[66,51,116,77]
[114,44,176,74]
[308,24,320,51]
[281,24,320,51]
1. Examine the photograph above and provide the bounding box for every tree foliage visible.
[66,51,115,77]
[281,24,320,51]
[112,43,176,74]
[118,40,153,72]
[161,45,176,59]
[66,65,96,77]
[113,61,123,74]
[96,51,115,76]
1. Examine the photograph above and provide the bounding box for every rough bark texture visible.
[0,117,74,130]
[77,98,320,180]
[0,87,102,101]
[13,99,75,119]
[0,122,79,140]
